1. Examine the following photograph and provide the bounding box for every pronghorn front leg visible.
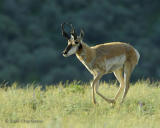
[93,73,115,104]
[91,80,96,104]
[91,74,102,104]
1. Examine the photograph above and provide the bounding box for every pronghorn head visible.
[61,23,84,57]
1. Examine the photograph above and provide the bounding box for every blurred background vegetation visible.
[0,0,160,84]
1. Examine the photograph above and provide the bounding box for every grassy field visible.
[0,80,160,128]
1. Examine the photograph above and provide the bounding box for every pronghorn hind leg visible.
[94,73,115,104]
[113,68,124,101]
[121,62,134,103]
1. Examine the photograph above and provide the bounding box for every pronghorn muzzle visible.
[62,44,72,56]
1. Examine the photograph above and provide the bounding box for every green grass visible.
[0,80,160,128]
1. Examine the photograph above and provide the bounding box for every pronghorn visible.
[61,23,140,104]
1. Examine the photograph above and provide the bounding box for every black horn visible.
[70,24,77,40]
[61,23,70,39]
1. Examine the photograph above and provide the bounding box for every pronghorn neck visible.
[76,42,95,64]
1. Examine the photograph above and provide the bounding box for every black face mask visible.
[63,44,72,54]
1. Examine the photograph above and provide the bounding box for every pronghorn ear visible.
[71,34,74,40]
[80,29,84,39]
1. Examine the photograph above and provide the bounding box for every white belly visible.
[105,54,126,73]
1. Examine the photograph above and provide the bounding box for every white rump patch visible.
[67,46,77,56]
[105,54,126,73]
[134,48,140,63]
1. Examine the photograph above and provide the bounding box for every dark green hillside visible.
[0,0,160,84]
